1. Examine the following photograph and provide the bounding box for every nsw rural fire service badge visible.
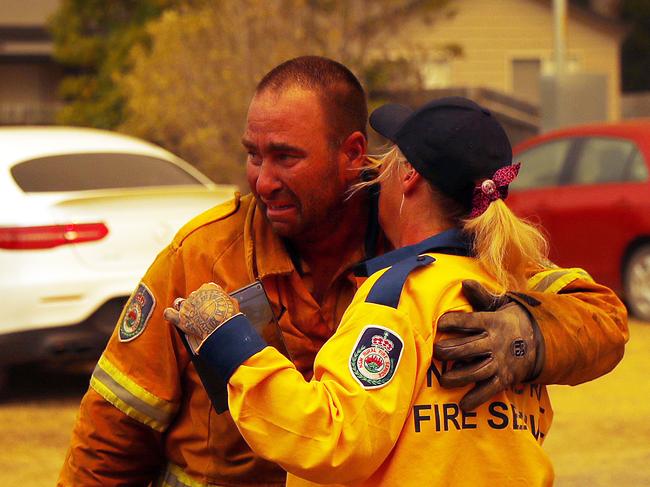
[349,326,404,389]
[119,283,155,342]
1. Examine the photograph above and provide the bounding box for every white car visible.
[0,127,237,384]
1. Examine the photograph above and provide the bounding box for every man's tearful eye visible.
[275,153,302,164]
[247,151,262,165]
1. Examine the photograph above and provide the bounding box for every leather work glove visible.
[164,282,240,350]
[434,280,545,412]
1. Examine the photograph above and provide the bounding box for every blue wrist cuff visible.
[198,314,268,382]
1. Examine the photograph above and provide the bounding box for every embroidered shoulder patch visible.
[349,325,404,389]
[119,283,156,342]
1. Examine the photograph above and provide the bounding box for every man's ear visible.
[402,162,421,195]
[340,131,367,173]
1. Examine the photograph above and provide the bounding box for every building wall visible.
[0,0,60,25]
[381,0,622,121]
[622,92,650,119]
[0,60,63,124]
[0,0,62,124]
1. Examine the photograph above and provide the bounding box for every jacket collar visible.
[354,227,471,277]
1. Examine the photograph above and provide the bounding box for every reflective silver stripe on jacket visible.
[90,355,177,432]
[531,268,593,293]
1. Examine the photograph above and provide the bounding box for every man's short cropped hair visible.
[256,56,368,145]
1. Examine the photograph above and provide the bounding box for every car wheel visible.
[624,245,650,322]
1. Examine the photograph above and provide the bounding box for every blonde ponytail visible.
[463,199,549,292]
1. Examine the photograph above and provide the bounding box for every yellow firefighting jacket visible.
[202,251,554,485]
[57,193,627,487]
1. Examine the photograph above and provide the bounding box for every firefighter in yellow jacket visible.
[169,97,611,485]
[59,58,627,487]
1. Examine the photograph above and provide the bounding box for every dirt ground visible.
[1,321,648,486]
[543,318,650,486]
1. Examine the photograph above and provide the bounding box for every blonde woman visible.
[167,97,554,486]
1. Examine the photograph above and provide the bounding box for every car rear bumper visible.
[0,247,141,334]
[0,297,127,368]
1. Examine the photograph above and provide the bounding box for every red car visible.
[508,120,650,321]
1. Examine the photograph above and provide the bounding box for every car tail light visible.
[0,223,109,250]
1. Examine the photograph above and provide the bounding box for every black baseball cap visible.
[369,96,512,211]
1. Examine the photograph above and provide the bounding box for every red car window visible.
[511,139,572,190]
[628,149,649,182]
[571,137,636,185]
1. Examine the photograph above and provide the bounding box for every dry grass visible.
[0,321,648,486]
[0,367,87,486]
[544,319,650,486]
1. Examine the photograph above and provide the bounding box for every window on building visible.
[512,59,541,104]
